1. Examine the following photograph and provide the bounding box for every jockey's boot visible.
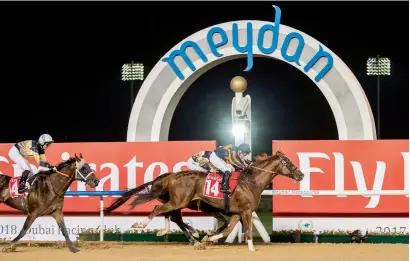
[220,171,232,194]
[18,170,30,193]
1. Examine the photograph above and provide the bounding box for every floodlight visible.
[232,123,246,138]
[366,57,390,76]
[122,62,144,81]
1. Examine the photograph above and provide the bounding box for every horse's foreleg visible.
[51,209,79,253]
[10,213,37,244]
[240,210,255,252]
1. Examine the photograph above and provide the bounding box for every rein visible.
[55,170,70,178]
[51,168,74,198]
[51,161,91,198]
[250,165,277,175]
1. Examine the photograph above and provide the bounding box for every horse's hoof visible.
[70,247,80,253]
[193,242,206,250]
[201,235,209,242]
[205,230,215,236]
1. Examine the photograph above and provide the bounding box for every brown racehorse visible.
[104,173,230,244]
[105,151,305,251]
[0,154,100,253]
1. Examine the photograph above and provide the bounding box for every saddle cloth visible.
[203,172,239,199]
[8,172,44,198]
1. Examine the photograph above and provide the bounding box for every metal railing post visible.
[100,195,104,242]
[164,216,170,242]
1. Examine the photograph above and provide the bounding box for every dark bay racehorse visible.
[105,151,304,251]
[0,154,100,253]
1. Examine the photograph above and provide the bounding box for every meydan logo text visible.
[162,5,334,82]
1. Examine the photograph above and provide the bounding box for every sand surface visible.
[0,241,408,261]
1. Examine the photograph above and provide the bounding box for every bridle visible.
[46,157,96,198]
[74,160,95,182]
[40,144,94,181]
[250,155,293,176]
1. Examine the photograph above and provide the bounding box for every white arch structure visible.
[127,19,376,142]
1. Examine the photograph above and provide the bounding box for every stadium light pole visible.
[366,56,391,139]
[122,61,144,111]
[230,76,251,155]
[226,76,270,244]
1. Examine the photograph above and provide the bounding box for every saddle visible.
[9,171,50,198]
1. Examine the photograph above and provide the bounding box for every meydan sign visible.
[162,5,334,82]
[127,5,376,142]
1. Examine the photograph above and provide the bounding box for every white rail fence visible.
[65,190,409,243]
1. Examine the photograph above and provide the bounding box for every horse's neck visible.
[251,166,276,193]
[49,167,75,195]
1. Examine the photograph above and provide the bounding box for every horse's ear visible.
[276,150,287,159]
[80,153,83,159]
[74,154,80,161]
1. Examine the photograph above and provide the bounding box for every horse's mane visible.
[240,152,281,176]
[28,157,77,185]
[56,157,77,170]
[253,153,280,164]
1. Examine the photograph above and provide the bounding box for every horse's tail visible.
[104,173,171,214]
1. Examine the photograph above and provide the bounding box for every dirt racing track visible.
[0,241,408,261]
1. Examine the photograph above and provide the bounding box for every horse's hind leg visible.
[201,214,241,243]
[169,210,201,245]
[156,210,195,237]
[7,213,37,249]
[132,201,189,229]
[210,212,229,235]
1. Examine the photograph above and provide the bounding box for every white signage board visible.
[272,217,409,233]
[0,216,215,241]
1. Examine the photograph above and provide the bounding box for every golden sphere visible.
[230,76,247,93]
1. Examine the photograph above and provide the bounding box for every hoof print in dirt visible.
[193,242,207,250]
[1,245,17,253]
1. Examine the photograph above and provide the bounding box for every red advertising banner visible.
[0,141,216,215]
[272,140,409,216]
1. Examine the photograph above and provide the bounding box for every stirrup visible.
[18,180,27,193]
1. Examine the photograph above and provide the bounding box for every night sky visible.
[0,1,408,155]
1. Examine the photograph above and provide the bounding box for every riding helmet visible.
[39,134,54,145]
[238,143,251,154]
